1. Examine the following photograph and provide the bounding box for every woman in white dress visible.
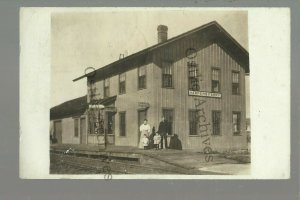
[139,119,151,149]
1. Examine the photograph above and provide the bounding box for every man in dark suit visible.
[158,116,169,149]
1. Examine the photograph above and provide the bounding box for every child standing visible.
[153,132,161,150]
[142,134,149,150]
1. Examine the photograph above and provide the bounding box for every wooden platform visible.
[50,144,248,175]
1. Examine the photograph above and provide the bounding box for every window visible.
[212,68,220,92]
[188,61,199,91]
[162,109,174,135]
[88,110,105,135]
[162,62,173,88]
[212,111,221,135]
[119,73,126,94]
[104,78,110,97]
[107,112,115,135]
[189,110,198,135]
[119,112,126,136]
[233,112,241,135]
[89,80,97,100]
[232,71,240,95]
[74,118,79,137]
[138,66,146,89]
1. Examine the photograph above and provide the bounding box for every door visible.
[54,121,62,144]
[106,112,115,145]
[80,117,86,144]
[137,109,147,146]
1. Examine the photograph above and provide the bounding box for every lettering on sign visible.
[188,91,221,98]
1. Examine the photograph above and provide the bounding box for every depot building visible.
[50,21,249,152]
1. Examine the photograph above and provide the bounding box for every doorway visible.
[106,112,115,145]
[80,117,86,144]
[53,120,62,144]
[137,109,147,146]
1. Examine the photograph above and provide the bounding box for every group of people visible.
[139,116,178,150]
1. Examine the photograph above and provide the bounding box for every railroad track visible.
[50,152,196,175]
[52,153,130,174]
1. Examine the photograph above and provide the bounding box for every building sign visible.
[138,102,150,109]
[188,90,222,98]
[89,104,105,109]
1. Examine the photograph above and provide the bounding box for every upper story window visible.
[162,62,173,88]
[104,78,110,98]
[119,72,126,94]
[188,61,199,91]
[138,66,146,90]
[212,68,220,92]
[89,80,97,100]
[232,71,240,95]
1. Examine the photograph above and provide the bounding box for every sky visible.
[51,9,249,114]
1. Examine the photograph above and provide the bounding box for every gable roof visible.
[50,95,118,120]
[50,95,87,120]
[73,21,249,82]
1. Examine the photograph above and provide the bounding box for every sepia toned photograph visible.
[48,9,251,176]
[3,0,295,198]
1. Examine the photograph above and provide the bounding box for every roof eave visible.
[73,21,249,81]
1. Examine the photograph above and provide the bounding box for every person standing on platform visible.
[158,116,169,149]
[139,119,151,149]
[142,134,149,150]
[153,132,161,150]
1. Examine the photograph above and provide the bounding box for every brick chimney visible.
[157,25,168,43]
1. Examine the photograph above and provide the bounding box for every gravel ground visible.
[50,153,184,174]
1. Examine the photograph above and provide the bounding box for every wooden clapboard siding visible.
[86,27,247,151]
[59,22,250,151]
[88,61,156,147]
[152,36,247,151]
[114,62,155,147]
[50,115,88,145]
